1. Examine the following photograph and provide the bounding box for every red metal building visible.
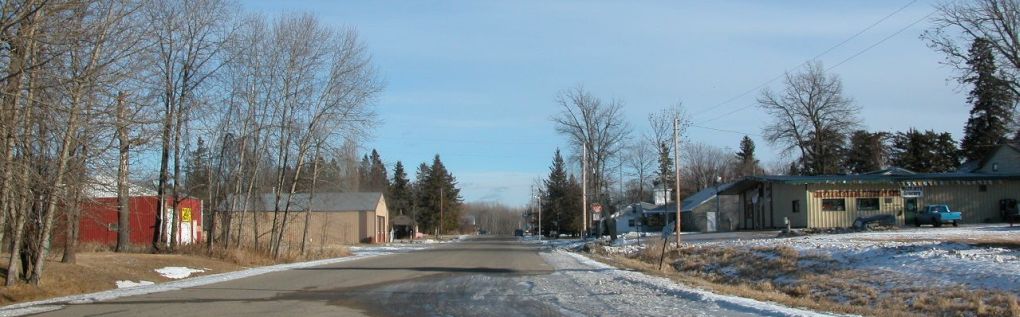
[79,196,203,246]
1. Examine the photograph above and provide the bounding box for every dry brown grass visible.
[0,243,352,307]
[0,251,241,305]
[594,240,1020,317]
[174,244,351,267]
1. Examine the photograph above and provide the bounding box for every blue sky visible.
[248,1,968,207]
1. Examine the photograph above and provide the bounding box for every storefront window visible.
[857,198,880,211]
[822,198,846,211]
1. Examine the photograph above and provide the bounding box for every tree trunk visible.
[30,91,83,285]
[300,143,321,256]
[115,92,132,252]
[154,94,173,252]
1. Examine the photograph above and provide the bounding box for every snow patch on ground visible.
[584,225,1020,293]
[155,267,205,279]
[703,225,1020,293]
[539,250,839,317]
[114,280,154,288]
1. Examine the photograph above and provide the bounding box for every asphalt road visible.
[29,237,557,317]
[26,237,799,317]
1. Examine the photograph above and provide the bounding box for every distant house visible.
[681,182,738,232]
[611,183,738,234]
[609,202,657,235]
[221,192,389,246]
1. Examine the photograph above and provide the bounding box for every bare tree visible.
[646,105,689,203]
[552,86,631,206]
[144,0,234,252]
[623,140,655,202]
[681,142,736,193]
[758,61,860,175]
[925,0,1020,94]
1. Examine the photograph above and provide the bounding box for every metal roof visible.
[719,172,1020,195]
[681,182,734,212]
[225,192,385,212]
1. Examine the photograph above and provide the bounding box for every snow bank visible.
[114,280,154,288]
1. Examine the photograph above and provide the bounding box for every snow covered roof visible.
[863,167,916,176]
[85,175,156,198]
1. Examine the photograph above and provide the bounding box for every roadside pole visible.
[440,187,444,239]
[658,222,674,270]
[673,117,682,245]
[582,145,587,238]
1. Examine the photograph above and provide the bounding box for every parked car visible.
[914,204,962,227]
[513,229,524,237]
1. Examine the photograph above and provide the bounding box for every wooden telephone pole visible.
[674,117,682,245]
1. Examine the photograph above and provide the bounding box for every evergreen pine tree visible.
[388,161,412,219]
[357,154,371,191]
[933,132,963,172]
[655,142,674,202]
[412,162,432,231]
[890,129,962,173]
[542,149,578,236]
[844,130,888,174]
[428,155,462,234]
[734,136,760,177]
[368,149,389,192]
[961,37,1015,161]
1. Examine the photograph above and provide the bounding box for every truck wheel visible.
[934,220,942,228]
[914,219,920,227]
[952,220,958,227]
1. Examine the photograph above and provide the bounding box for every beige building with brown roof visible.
[219,192,389,249]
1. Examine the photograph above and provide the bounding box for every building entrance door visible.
[905,198,918,225]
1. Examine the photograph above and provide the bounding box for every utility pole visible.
[581,145,588,237]
[537,194,542,241]
[439,187,444,239]
[673,117,682,245]
[716,175,722,232]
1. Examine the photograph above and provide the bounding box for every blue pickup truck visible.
[914,204,962,227]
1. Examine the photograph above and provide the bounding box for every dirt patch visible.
[588,241,1020,317]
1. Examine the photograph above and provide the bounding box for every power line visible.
[689,0,919,119]
[371,136,559,146]
[690,124,765,138]
[825,10,937,71]
[695,8,937,125]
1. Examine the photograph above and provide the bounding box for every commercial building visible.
[720,144,1020,229]
[220,192,389,245]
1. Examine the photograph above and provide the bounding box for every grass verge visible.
[0,243,351,306]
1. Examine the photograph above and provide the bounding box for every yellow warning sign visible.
[181,207,192,222]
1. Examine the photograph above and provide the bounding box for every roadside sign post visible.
[659,222,674,270]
